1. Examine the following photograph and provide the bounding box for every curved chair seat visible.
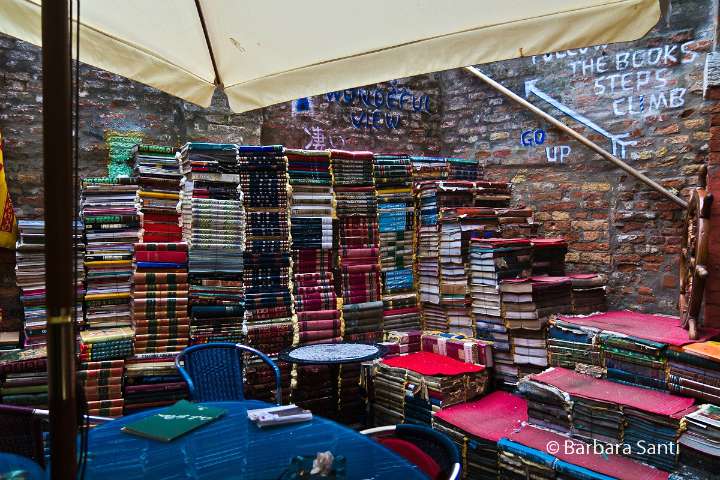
[361,424,461,480]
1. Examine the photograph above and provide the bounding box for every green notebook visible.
[121,400,226,442]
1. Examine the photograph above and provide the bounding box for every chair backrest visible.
[176,342,283,403]
[0,404,45,466]
[361,424,461,480]
[176,343,246,402]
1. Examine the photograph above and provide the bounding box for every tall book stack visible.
[133,144,182,243]
[15,220,84,345]
[179,143,245,344]
[81,177,140,330]
[78,327,134,417]
[415,181,442,329]
[238,145,293,404]
[331,149,380,423]
[373,154,420,332]
[470,237,532,387]
[286,148,338,413]
[438,208,471,336]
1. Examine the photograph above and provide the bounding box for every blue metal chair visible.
[361,424,461,480]
[175,342,282,404]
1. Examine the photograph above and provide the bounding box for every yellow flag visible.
[0,131,18,249]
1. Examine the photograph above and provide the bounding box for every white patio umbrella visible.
[1,0,662,113]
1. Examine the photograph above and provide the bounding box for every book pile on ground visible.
[292,363,336,413]
[447,158,482,180]
[522,367,695,472]
[179,143,245,344]
[133,144,182,243]
[81,178,139,329]
[381,330,421,354]
[557,310,720,391]
[433,391,528,479]
[678,404,720,476]
[79,358,125,418]
[474,181,512,207]
[416,183,441,329]
[244,323,292,405]
[438,209,471,335]
[470,236,532,385]
[518,372,574,435]
[15,220,85,344]
[497,424,670,480]
[569,273,608,314]
[496,207,537,238]
[338,362,365,425]
[546,317,602,369]
[79,327,134,362]
[530,238,567,275]
[122,400,225,442]
[667,341,720,404]
[0,345,47,407]
[132,243,189,354]
[373,362,408,425]
[376,351,489,426]
[123,352,187,413]
[499,278,535,383]
[247,404,312,428]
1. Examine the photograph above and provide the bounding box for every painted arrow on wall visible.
[524,79,636,159]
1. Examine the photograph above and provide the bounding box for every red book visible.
[135,251,188,263]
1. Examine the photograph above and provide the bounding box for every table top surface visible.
[84,400,427,480]
[278,342,387,365]
[0,452,45,480]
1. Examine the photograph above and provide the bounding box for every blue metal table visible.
[84,400,428,479]
[0,452,45,480]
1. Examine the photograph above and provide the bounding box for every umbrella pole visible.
[42,0,78,478]
[463,66,688,209]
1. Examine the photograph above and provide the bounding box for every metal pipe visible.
[42,1,78,478]
[463,66,688,209]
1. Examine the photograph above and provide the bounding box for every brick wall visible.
[0,0,718,329]
[432,0,715,314]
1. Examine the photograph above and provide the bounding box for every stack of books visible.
[78,327,135,417]
[530,238,568,275]
[600,330,668,390]
[131,243,189,354]
[624,403,690,471]
[517,372,573,435]
[373,154,419,332]
[341,301,383,343]
[179,143,245,344]
[133,144,182,243]
[15,220,85,344]
[81,178,140,329]
[373,362,408,425]
[409,156,449,181]
[569,273,608,314]
[243,322,292,404]
[470,236,532,386]
[474,181,512,207]
[499,278,534,384]
[433,391,528,479]
[416,182,441,329]
[667,341,720,404]
[381,330,421,354]
[0,326,19,352]
[439,209,471,335]
[496,207,537,238]
[0,345,47,407]
[123,352,187,413]
[447,158,483,180]
[79,359,125,418]
[679,404,720,475]
[546,317,602,369]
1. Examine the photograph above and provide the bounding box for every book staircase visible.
[1,145,719,478]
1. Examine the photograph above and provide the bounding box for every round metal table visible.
[82,400,427,479]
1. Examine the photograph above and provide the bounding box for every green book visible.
[121,400,226,442]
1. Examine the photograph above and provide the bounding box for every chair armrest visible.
[175,351,197,399]
[236,344,282,405]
